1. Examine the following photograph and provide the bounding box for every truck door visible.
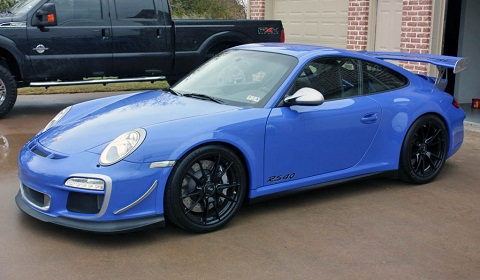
[109,0,173,78]
[27,0,113,80]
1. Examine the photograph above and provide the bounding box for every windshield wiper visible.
[183,93,224,104]
[166,88,182,96]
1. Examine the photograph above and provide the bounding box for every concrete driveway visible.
[1,93,479,279]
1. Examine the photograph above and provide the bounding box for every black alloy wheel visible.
[165,145,247,233]
[400,115,448,184]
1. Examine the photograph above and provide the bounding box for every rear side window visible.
[362,61,408,94]
[115,0,156,20]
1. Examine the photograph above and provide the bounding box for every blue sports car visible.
[16,44,468,233]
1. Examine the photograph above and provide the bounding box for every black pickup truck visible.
[0,0,284,117]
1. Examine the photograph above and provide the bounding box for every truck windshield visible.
[173,50,297,108]
[9,0,42,15]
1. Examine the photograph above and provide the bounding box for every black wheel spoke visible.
[184,196,203,215]
[212,198,221,221]
[428,138,445,146]
[219,162,233,178]
[213,155,222,175]
[202,199,210,225]
[430,152,442,161]
[413,156,423,174]
[217,182,240,190]
[217,192,237,203]
[186,172,202,185]
[426,129,442,144]
[195,161,207,178]
[424,155,437,171]
[180,190,202,199]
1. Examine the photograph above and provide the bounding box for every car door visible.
[264,56,382,185]
[109,0,173,77]
[27,0,113,80]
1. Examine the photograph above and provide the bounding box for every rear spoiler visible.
[363,52,469,90]
[363,52,469,74]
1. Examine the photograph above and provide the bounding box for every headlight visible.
[99,128,146,166]
[42,106,72,132]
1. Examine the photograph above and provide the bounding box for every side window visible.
[362,61,408,94]
[115,0,156,20]
[50,0,102,25]
[290,57,361,101]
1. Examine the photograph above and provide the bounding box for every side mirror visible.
[284,87,324,106]
[32,3,57,27]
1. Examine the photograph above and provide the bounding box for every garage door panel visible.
[273,0,348,48]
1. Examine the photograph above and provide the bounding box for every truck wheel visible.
[0,65,17,118]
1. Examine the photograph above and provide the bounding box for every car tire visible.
[164,145,247,233]
[399,114,448,184]
[0,65,17,118]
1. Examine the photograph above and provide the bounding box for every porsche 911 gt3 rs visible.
[16,43,468,233]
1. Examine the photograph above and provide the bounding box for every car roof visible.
[232,43,346,58]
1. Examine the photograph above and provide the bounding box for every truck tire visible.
[0,65,17,118]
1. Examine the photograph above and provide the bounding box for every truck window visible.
[114,0,156,20]
[50,0,102,24]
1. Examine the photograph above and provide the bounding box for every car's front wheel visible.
[164,145,247,233]
[399,115,448,184]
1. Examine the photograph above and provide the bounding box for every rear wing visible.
[363,52,469,73]
[363,52,469,90]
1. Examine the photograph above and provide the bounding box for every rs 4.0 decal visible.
[267,173,296,183]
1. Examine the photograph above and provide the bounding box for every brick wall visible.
[347,0,370,50]
[400,0,433,74]
[250,0,266,20]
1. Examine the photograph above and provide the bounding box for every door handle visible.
[93,29,110,40]
[361,113,379,124]
[102,29,110,40]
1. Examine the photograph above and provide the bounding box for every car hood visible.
[38,90,239,155]
[0,14,26,25]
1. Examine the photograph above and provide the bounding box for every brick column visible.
[347,0,370,50]
[400,0,432,74]
[250,0,266,20]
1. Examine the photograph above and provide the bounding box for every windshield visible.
[173,50,297,108]
[9,0,42,15]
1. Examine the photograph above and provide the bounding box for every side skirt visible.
[248,170,397,204]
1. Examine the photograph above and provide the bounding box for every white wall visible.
[455,0,480,103]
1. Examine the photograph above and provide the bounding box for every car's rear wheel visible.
[0,65,17,118]
[399,115,448,184]
[164,145,247,233]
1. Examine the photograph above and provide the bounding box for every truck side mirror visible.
[32,3,57,27]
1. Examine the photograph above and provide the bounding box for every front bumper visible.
[16,191,165,233]
[17,138,174,233]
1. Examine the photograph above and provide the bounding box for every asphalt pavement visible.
[1,92,479,280]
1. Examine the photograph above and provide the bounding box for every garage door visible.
[272,0,349,48]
